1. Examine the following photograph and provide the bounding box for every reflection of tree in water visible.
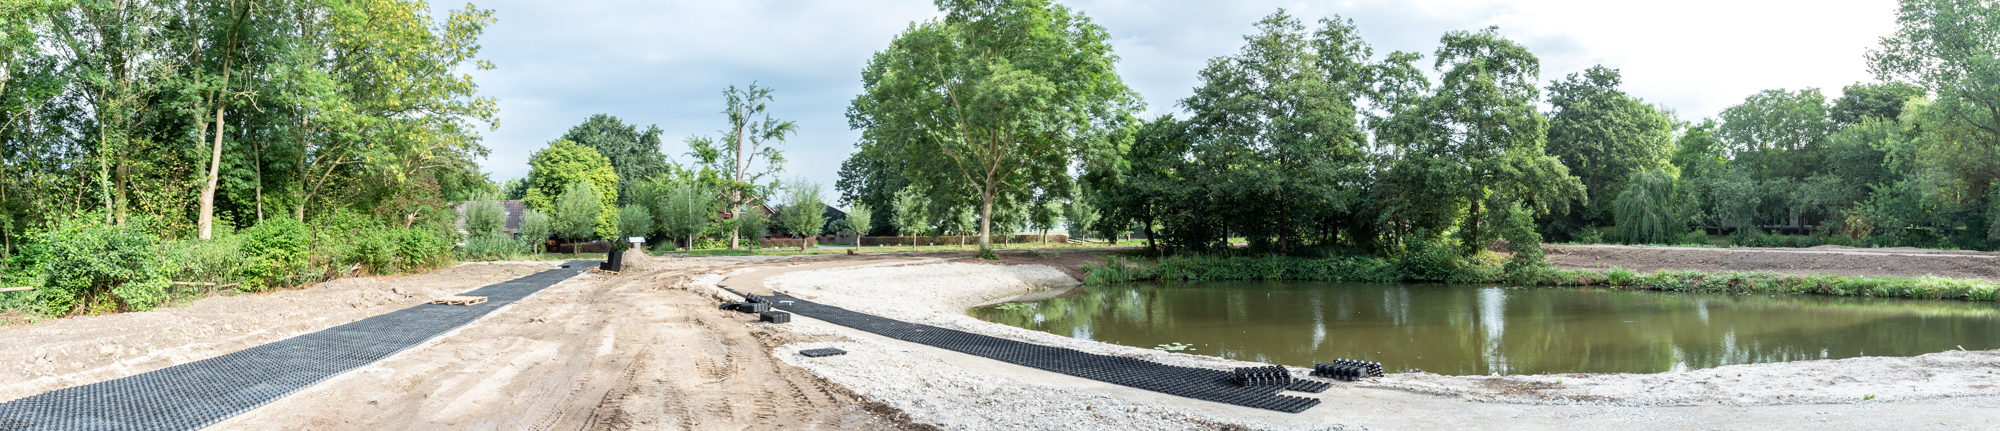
[968,282,2000,375]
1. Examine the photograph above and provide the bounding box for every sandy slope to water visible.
[724,254,2000,430]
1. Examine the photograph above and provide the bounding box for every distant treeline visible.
[838,1,2000,257]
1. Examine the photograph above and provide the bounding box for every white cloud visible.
[467,0,1901,199]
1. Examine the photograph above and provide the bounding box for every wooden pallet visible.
[430,296,488,306]
[588,268,620,275]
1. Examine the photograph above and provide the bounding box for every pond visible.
[968,281,2000,375]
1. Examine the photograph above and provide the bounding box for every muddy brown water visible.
[969,281,2000,375]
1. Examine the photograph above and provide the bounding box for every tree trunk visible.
[198,105,226,240]
[978,194,993,250]
[1467,197,1483,255]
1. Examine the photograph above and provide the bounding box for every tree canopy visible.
[845,0,1140,251]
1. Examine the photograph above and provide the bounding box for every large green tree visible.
[1173,11,1375,251]
[523,140,618,238]
[846,0,1140,251]
[1540,65,1676,239]
[1379,27,1583,254]
[561,114,671,205]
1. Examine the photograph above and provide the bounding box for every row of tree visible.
[1,0,498,253]
[840,0,2000,257]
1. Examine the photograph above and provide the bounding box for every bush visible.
[458,231,522,260]
[36,217,169,316]
[465,196,506,236]
[240,218,310,291]
[757,237,817,249]
[393,227,452,272]
[518,209,552,254]
[553,181,606,242]
[1397,234,1461,282]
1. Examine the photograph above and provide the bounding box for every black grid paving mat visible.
[0,261,595,431]
[761,293,1322,413]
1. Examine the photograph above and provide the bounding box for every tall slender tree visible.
[687,84,793,250]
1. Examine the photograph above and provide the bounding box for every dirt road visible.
[1546,244,2000,280]
[1,254,934,430]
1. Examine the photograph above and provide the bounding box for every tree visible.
[846,202,873,247]
[562,114,672,204]
[891,186,930,240]
[1717,88,1835,181]
[618,204,653,242]
[1063,193,1098,242]
[846,0,1140,251]
[736,204,768,248]
[1541,65,1677,238]
[1614,170,1679,244]
[1832,82,1926,126]
[524,139,618,237]
[776,179,826,250]
[687,84,794,250]
[655,179,717,252]
[1176,11,1375,251]
[518,208,552,254]
[464,193,505,236]
[1379,27,1583,254]
[551,182,605,243]
[1028,198,1060,245]
[1870,0,2000,149]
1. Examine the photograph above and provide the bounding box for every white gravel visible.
[719,260,2000,430]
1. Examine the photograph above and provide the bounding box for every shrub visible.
[518,209,552,254]
[1398,234,1461,282]
[553,181,606,242]
[465,195,506,236]
[619,204,653,239]
[393,227,452,271]
[458,231,521,260]
[1605,266,1636,287]
[36,217,169,316]
[240,218,311,291]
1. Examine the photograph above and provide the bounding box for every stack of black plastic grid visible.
[1312,358,1384,381]
[1232,366,1292,387]
[0,261,596,431]
[745,290,1324,413]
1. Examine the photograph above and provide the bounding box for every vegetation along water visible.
[970,280,2000,375]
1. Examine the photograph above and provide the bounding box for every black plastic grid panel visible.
[0,261,594,431]
[761,293,1322,413]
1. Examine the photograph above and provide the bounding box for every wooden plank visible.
[430,296,488,306]
[0,286,32,293]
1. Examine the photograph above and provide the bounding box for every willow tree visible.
[1614,170,1679,244]
[846,0,1139,251]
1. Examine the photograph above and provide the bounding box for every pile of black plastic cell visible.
[0,261,595,431]
[1312,359,1384,381]
[800,348,847,358]
[760,311,791,323]
[744,290,1323,413]
[1233,366,1292,387]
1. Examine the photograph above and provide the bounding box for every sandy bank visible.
[732,257,2000,430]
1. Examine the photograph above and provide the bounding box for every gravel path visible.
[713,255,2000,430]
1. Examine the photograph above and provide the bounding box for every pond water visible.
[967,281,2000,375]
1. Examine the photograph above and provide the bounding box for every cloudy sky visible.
[463,0,1901,201]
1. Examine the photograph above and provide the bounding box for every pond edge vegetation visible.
[1080,252,2000,302]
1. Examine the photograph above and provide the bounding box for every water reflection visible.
[967,281,2000,375]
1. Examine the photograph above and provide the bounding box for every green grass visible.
[1082,253,2000,302]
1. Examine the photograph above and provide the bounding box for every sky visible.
[463,0,1902,201]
